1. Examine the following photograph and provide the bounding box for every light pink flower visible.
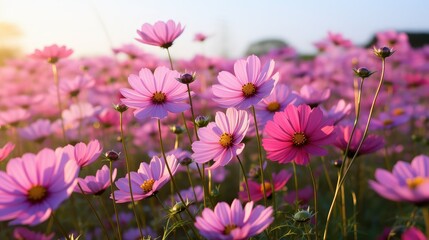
[262,104,336,165]
[74,165,117,195]
[0,148,79,225]
[113,155,179,203]
[194,33,208,42]
[0,142,15,162]
[192,108,249,170]
[18,119,53,141]
[334,125,385,158]
[297,85,330,108]
[31,44,73,64]
[63,139,102,168]
[120,66,190,120]
[0,108,31,127]
[213,55,279,109]
[136,20,184,48]
[194,199,273,240]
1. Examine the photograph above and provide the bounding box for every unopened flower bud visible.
[332,159,342,168]
[210,186,220,198]
[293,207,313,223]
[176,73,196,84]
[195,115,210,128]
[179,157,193,166]
[113,103,128,113]
[353,67,374,79]
[105,150,120,161]
[169,201,187,215]
[373,46,395,59]
[170,125,185,134]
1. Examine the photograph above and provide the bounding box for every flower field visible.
[0,19,429,240]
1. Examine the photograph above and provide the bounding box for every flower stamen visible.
[242,83,257,97]
[152,91,166,104]
[292,132,307,146]
[140,179,155,193]
[266,102,281,112]
[219,133,233,148]
[28,185,47,203]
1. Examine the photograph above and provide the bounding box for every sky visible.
[1,0,429,59]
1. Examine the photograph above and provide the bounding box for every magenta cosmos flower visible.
[192,108,249,170]
[0,142,15,162]
[120,66,190,120]
[239,169,292,202]
[369,155,429,205]
[334,125,384,158]
[31,44,73,64]
[262,104,336,165]
[74,165,117,195]
[113,155,178,203]
[63,139,102,168]
[212,55,279,109]
[136,20,184,48]
[194,198,273,240]
[0,148,79,225]
[13,227,54,240]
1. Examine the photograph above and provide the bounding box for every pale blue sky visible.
[1,0,428,58]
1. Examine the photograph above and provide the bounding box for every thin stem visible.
[51,63,67,143]
[237,155,251,202]
[321,157,334,193]
[181,112,194,144]
[166,48,174,70]
[51,211,70,240]
[250,105,267,206]
[186,83,199,141]
[340,182,347,239]
[77,183,110,240]
[158,119,196,222]
[423,208,429,238]
[352,191,358,240]
[98,197,116,232]
[110,161,122,240]
[292,162,299,207]
[186,165,199,205]
[120,112,144,239]
[308,164,318,239]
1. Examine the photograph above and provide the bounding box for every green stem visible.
[237,155,251,202]
[186,165,199,205]
[98,197,116,232]
[250,105,267,206]
[51,211,70,240]
[186,83,199,141]
[109,161,123,240]
[321,157,334,193]
[308,164,318,239]
[292,162,299,207]
[166,48,174,70]
[52,63,67,143]
[423,208,429,238]
[119,112,144,239]
[77,183,110,240]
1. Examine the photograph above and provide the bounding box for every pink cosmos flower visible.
[402,227,427,240]
[120,66,190,120]
[0,142,15,162]
[0,148,79,225]
[18,119,53,142]
[113,155,178,203]
[334,125,385,158]
[74,165,117,195]
[262,104,336,165]
[369,155,429,205]
[297,85,330,108]
[255,83,298,127]
[321,99,352,125]
[31,44,73,64]
[194,33,208,42]
[194,199,274,240]
[284,185,314,206]
[212,55,279,109]
[239,169,292,202]
[63,139,102,168]
[136,20,184,48]
[192,108,249,170]
[13,227,54,240]
[0,108,31,127]
[59,75,95,97]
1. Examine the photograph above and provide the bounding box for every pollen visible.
[292,132,307,146]
[219,133,233,148]
[406,177,429,189]
[152,91,166,104]
[28,185,47,203]
[260,181,272,193]
[140,179,155,193]
[223,224,237,235]
[266,102,281,112]
[242,83,257,97]
[392,108,405,116]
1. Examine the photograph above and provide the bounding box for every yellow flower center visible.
[28,185,47,203]
[140,179,155,193]
[242,83,257,97]
[266,102,281,112]
[292,132,307,146]
[152,91,166,104]
[223,224,237,235]
[406,177,429,189]
[392,108,405,116]
[260,181,272,193]
[219,133,233,148]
